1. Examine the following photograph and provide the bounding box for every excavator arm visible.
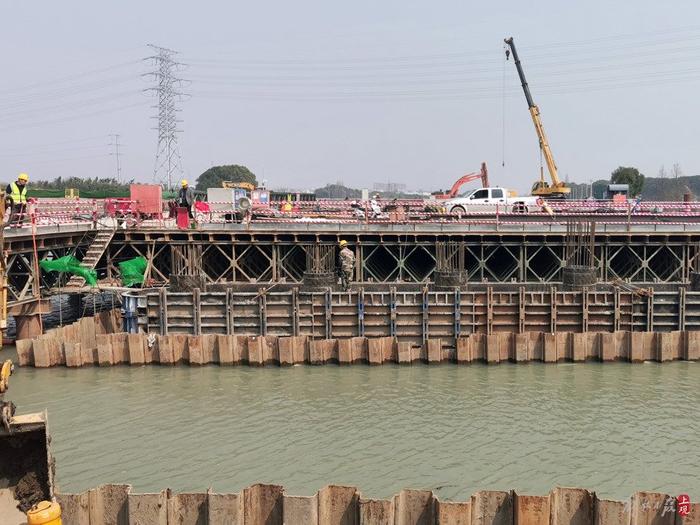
[435,162,489,199]
[504,37,570,197]
[446,162,489,198]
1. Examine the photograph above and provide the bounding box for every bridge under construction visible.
[4,208,700,341]
[6,220,700,299]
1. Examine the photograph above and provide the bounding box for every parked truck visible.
[444,187,542,215]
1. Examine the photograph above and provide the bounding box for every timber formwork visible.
[138,287,700,344]
[106,224,700,286]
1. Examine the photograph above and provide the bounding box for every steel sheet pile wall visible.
[142,288,700,341]
[55,484,698,525]
[17,330,700,367]
[15,309,121,367]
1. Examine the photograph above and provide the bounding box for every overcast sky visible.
[1,1,700,193]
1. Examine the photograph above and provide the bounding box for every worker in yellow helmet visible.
[338,239,355,291]
[5,173,29,227]
[178,179,194,218]
[281,195,293,213]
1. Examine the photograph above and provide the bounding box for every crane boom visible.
[504,37,569,197]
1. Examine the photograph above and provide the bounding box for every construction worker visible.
[369,194,382,218]
[5,173,29,227]
[338,240,355,291]
[178,179,194,218]
[281,196,293,213]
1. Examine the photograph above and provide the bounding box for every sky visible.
[1,1,700,194]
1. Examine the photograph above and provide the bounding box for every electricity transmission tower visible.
[144,44,187,192]
[108,133,123,182]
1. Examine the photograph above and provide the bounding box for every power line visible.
[109,133,123,182]
[0,136,109,157]
[189,67,700,101]
[144,44,188,192]
[0,100,149,133]
[12,153,112,166]
[0,76,140,114]
[0,143,106,159]
[185,45,700,82]
[0,59,142,97]
[0,89,143,121]
[183,27,700,70]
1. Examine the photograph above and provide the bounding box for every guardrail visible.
[7,197,700,232]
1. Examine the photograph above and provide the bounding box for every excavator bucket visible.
[0,412,53,522]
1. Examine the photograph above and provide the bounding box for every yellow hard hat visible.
[181,179,188,187]
[18,173,29,182]
[339,240,348,247]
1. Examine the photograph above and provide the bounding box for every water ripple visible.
[4,357,700,499]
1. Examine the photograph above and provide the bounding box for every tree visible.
[25,176,132,198]
[195,165,257,191]
[314,184,362,199]
[671,163,683,179]
[610,166,644,196]
[653,164,690,200]
[566,179,609,199]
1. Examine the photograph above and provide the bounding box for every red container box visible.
[176,207,190,229]
[130,184,163,217]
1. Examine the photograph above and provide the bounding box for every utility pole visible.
[144,44,187,193]
[108,133,123,182]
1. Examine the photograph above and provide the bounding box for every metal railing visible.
[9,197,700,232]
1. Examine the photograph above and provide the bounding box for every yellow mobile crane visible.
[504,37,570,199]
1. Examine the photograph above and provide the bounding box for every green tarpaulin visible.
[118,256,148,287]
[39,255,97,286]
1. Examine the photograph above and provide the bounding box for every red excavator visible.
[433,162,489,199]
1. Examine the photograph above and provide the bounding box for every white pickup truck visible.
[444,187,542,215]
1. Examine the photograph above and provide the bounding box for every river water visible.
[4,351,699,500]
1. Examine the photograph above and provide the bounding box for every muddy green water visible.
[4,348,700,500]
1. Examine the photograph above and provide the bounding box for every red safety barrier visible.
[15,196,700,232]
[105,198,135,217]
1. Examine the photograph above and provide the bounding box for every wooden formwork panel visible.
[200,293,227,334]
[652,291,681,331]
[138,288,700,338]
[490,290,519,334]
[459,292,488,334]
[587,292,616,332]
[427,291,456,339]
[265,293,295,336]
[330,292,359,339]
[522,291,552,333]
[363,291,392,338]
[556,291,584,332]
[165,292,197,335]
[684,294,700,330]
